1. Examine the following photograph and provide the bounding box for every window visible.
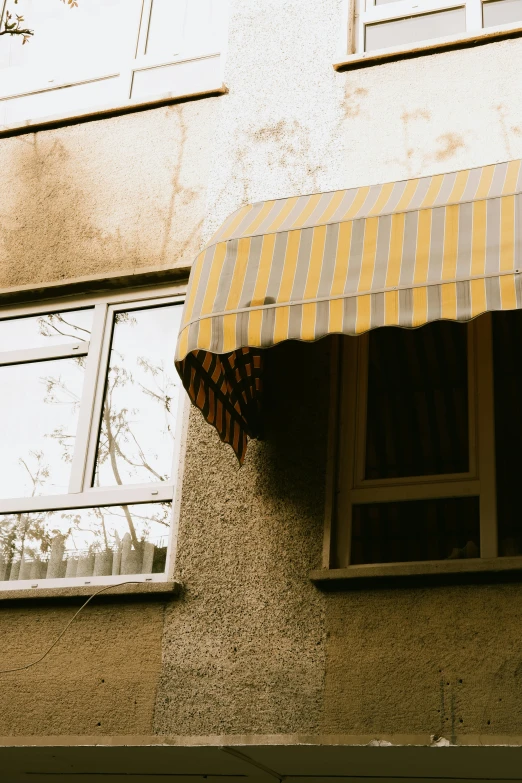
[331,311,522,569]
[354,0,522,55]
[0,287,186,589]
[0,0,227,129]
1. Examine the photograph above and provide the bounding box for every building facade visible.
[1,0,522,780]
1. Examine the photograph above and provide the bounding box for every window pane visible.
[0,0,132,74]
[94,304,183,488]
[0,309,92,353]
[493,311,522,556]
[365,322,469,479]
[146,0,217,57]
[146,0,187,56]
[351,497,480,564]
[0,502,171,582]
[0,357,85,499]
[483,0,522,27]
[365,7,466,51]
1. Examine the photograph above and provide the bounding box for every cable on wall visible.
[0,581,142,674]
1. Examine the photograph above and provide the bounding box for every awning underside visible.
[175,159,522,462]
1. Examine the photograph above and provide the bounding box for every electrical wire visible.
[0,581,142,674]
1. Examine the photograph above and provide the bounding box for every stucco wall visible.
[152,0,522,740]
[154,340,330,736]
[2,0,522,745]
[0,96,219,290]
[0,598,166,735]
[203,0,522,239]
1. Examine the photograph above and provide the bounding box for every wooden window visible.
[0,0,227,129]
[0,285,187,590]
[353,0,522,55]
[328,313,506,569]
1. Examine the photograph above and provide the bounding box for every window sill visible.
[0,580,181,602]
[0,81,227,139]
[333,23,522,71]
[311,556,522,586]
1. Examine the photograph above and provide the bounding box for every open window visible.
[330,311,522,570]
[0,286,186,589]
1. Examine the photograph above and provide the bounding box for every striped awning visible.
[175,158,522,462]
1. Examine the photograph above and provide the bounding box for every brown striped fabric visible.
[175,159,522,462]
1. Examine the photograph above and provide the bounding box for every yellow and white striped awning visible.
[175,159,522,462]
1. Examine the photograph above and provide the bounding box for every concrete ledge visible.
[1,736,522,781]
[0,84,227,139]
[0,264,190,307]
[311,556,522,585]
[334,24,522,71]
[0,580,181,602]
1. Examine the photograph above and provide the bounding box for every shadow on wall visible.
[0,103,210,290]
[258,337,331,519]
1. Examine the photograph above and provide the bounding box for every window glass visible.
[483,0,522,26]
[146,0,187,57]
[0,502,171,581]
[351,497,480,564]
[365,7,466,51]
[0,0,127,74]
[93,304,183,488]
[0,357,85,499]
[146,0,218,57]
[0,309,92,352]
[365,322,469,480]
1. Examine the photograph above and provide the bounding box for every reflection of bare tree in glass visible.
[0,451,68,572]
[10,311,175,561]
[94,346,174,551]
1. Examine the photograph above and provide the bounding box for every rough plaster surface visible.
[2,0,522,744]
[0,600,166,735]
[153,341,329,735]
[203,0,522,241]
[322,583,522,738]
[0,97,218,289]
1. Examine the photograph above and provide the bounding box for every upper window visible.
[354,0,522,54]
[0,286,186,589]
[332,311,522,569]
[0,0,227,129]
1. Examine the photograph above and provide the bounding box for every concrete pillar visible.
[120,533,133,574]
[9,561,20,580]
[76,554,95,578]
[30,557,46,580]
[112,547,122,575]
[65,557,78,578]
[46,534,66,579]
[141,542,155,574]
[93,551,112,576]
[121,535,146,574]
[18,554,31,581]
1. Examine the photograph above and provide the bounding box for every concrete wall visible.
[1,0,522,744]
[0,96,220,736]
[0,97,219,289]
[0,598,166,735]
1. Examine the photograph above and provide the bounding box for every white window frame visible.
[324,315,499,570]
[0,283,189,591]
[337,0,522,66]
[0,0,228,132]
